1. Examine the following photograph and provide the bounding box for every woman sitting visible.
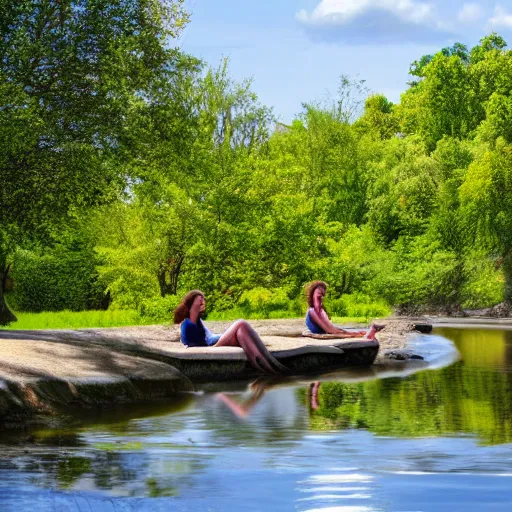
[174,290,287,374]
[305,281,382,340]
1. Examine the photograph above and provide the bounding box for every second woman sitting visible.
[174,290,287,374]
[305,281,383,340]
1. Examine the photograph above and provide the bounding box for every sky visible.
[179,0,512,124]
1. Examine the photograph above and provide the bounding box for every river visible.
[1,327,512,511]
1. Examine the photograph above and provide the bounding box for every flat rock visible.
[384,350,425,361]
[0,338,189,383]
[0,336,193,423]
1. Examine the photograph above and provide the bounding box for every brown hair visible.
[305,281,327,308]
[173,290,204,324]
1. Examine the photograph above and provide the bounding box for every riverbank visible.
[426,316,512,330]
[0,318,436,426]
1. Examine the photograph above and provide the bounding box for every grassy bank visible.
[0,308,388,330]
[1,309,150,330]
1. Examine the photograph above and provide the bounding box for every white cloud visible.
[297,0,433,25]
[488,5,512,29]
[457,3,484,24]
[297,0,455,44]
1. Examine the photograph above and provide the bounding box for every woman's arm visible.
[204,323,221,346]
[310,307,361,335]
[308,308,342,334]
[309,308,367,337]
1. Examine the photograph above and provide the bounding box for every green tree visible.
[0,0,189,324]
[400,53,473,148]
[365,136,437,244]
[460,139,512,303]
[354,94,399,140]
[399,35,511,150]
[469,33,507,64]
[94,59,274,307]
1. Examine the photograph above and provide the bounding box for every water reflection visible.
[308,328,512,444]
[437,327,512,368]
[2,329,512,511]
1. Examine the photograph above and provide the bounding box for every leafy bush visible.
[239,287,293,318]
[96,247,160,310]
[206,307,250,321]
[325,293,390,320]
[9,247,103,312]
[138,295,180,322]
[206,289,237,312]
[311,225,392,300]
[371,237,464,310]
[207,307,300,321]
[324,297,348,317]
[461,254,504,309]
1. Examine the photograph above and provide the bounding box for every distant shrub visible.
[95,246,160,310]
[239,287,293,318]
[325,293,390,320]
[371,237,464,310]
[138,295,180,322]
[461,254,504,309]
[10,247,103,312]
[324,297,348,317]
[206,290,237,312]
[206,307,249,321]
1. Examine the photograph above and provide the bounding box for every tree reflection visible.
[56,456,91,488]
[309,329,512,446]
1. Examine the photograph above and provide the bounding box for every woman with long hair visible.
[173,290,287,374]
[305,281,383,340]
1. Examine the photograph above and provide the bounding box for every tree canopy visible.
[3,25,512,324]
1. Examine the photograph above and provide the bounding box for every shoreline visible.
[0,317,462,426]
[427,317,512,330]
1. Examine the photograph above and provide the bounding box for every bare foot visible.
[364,324,385,340]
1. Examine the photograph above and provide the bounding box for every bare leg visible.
[337,324,385,340]
[216,378,268,418]
[216,393,260,418]
[310,381,321,410]
[216,320,288,374]
[337,328,367,338]
[217,321,286,373]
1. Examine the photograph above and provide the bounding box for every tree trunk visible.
[157,254,184,297]
[169,255,184,296]
[0,259,17,325]
[157,266,173,297]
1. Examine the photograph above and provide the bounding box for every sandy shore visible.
[0,318,429,424]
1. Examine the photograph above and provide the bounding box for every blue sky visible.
[180,1,512,123]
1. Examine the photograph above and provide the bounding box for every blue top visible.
[305,309,326,334]
[180,318,221,347]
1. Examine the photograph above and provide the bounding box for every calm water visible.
[2,328,512,511]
